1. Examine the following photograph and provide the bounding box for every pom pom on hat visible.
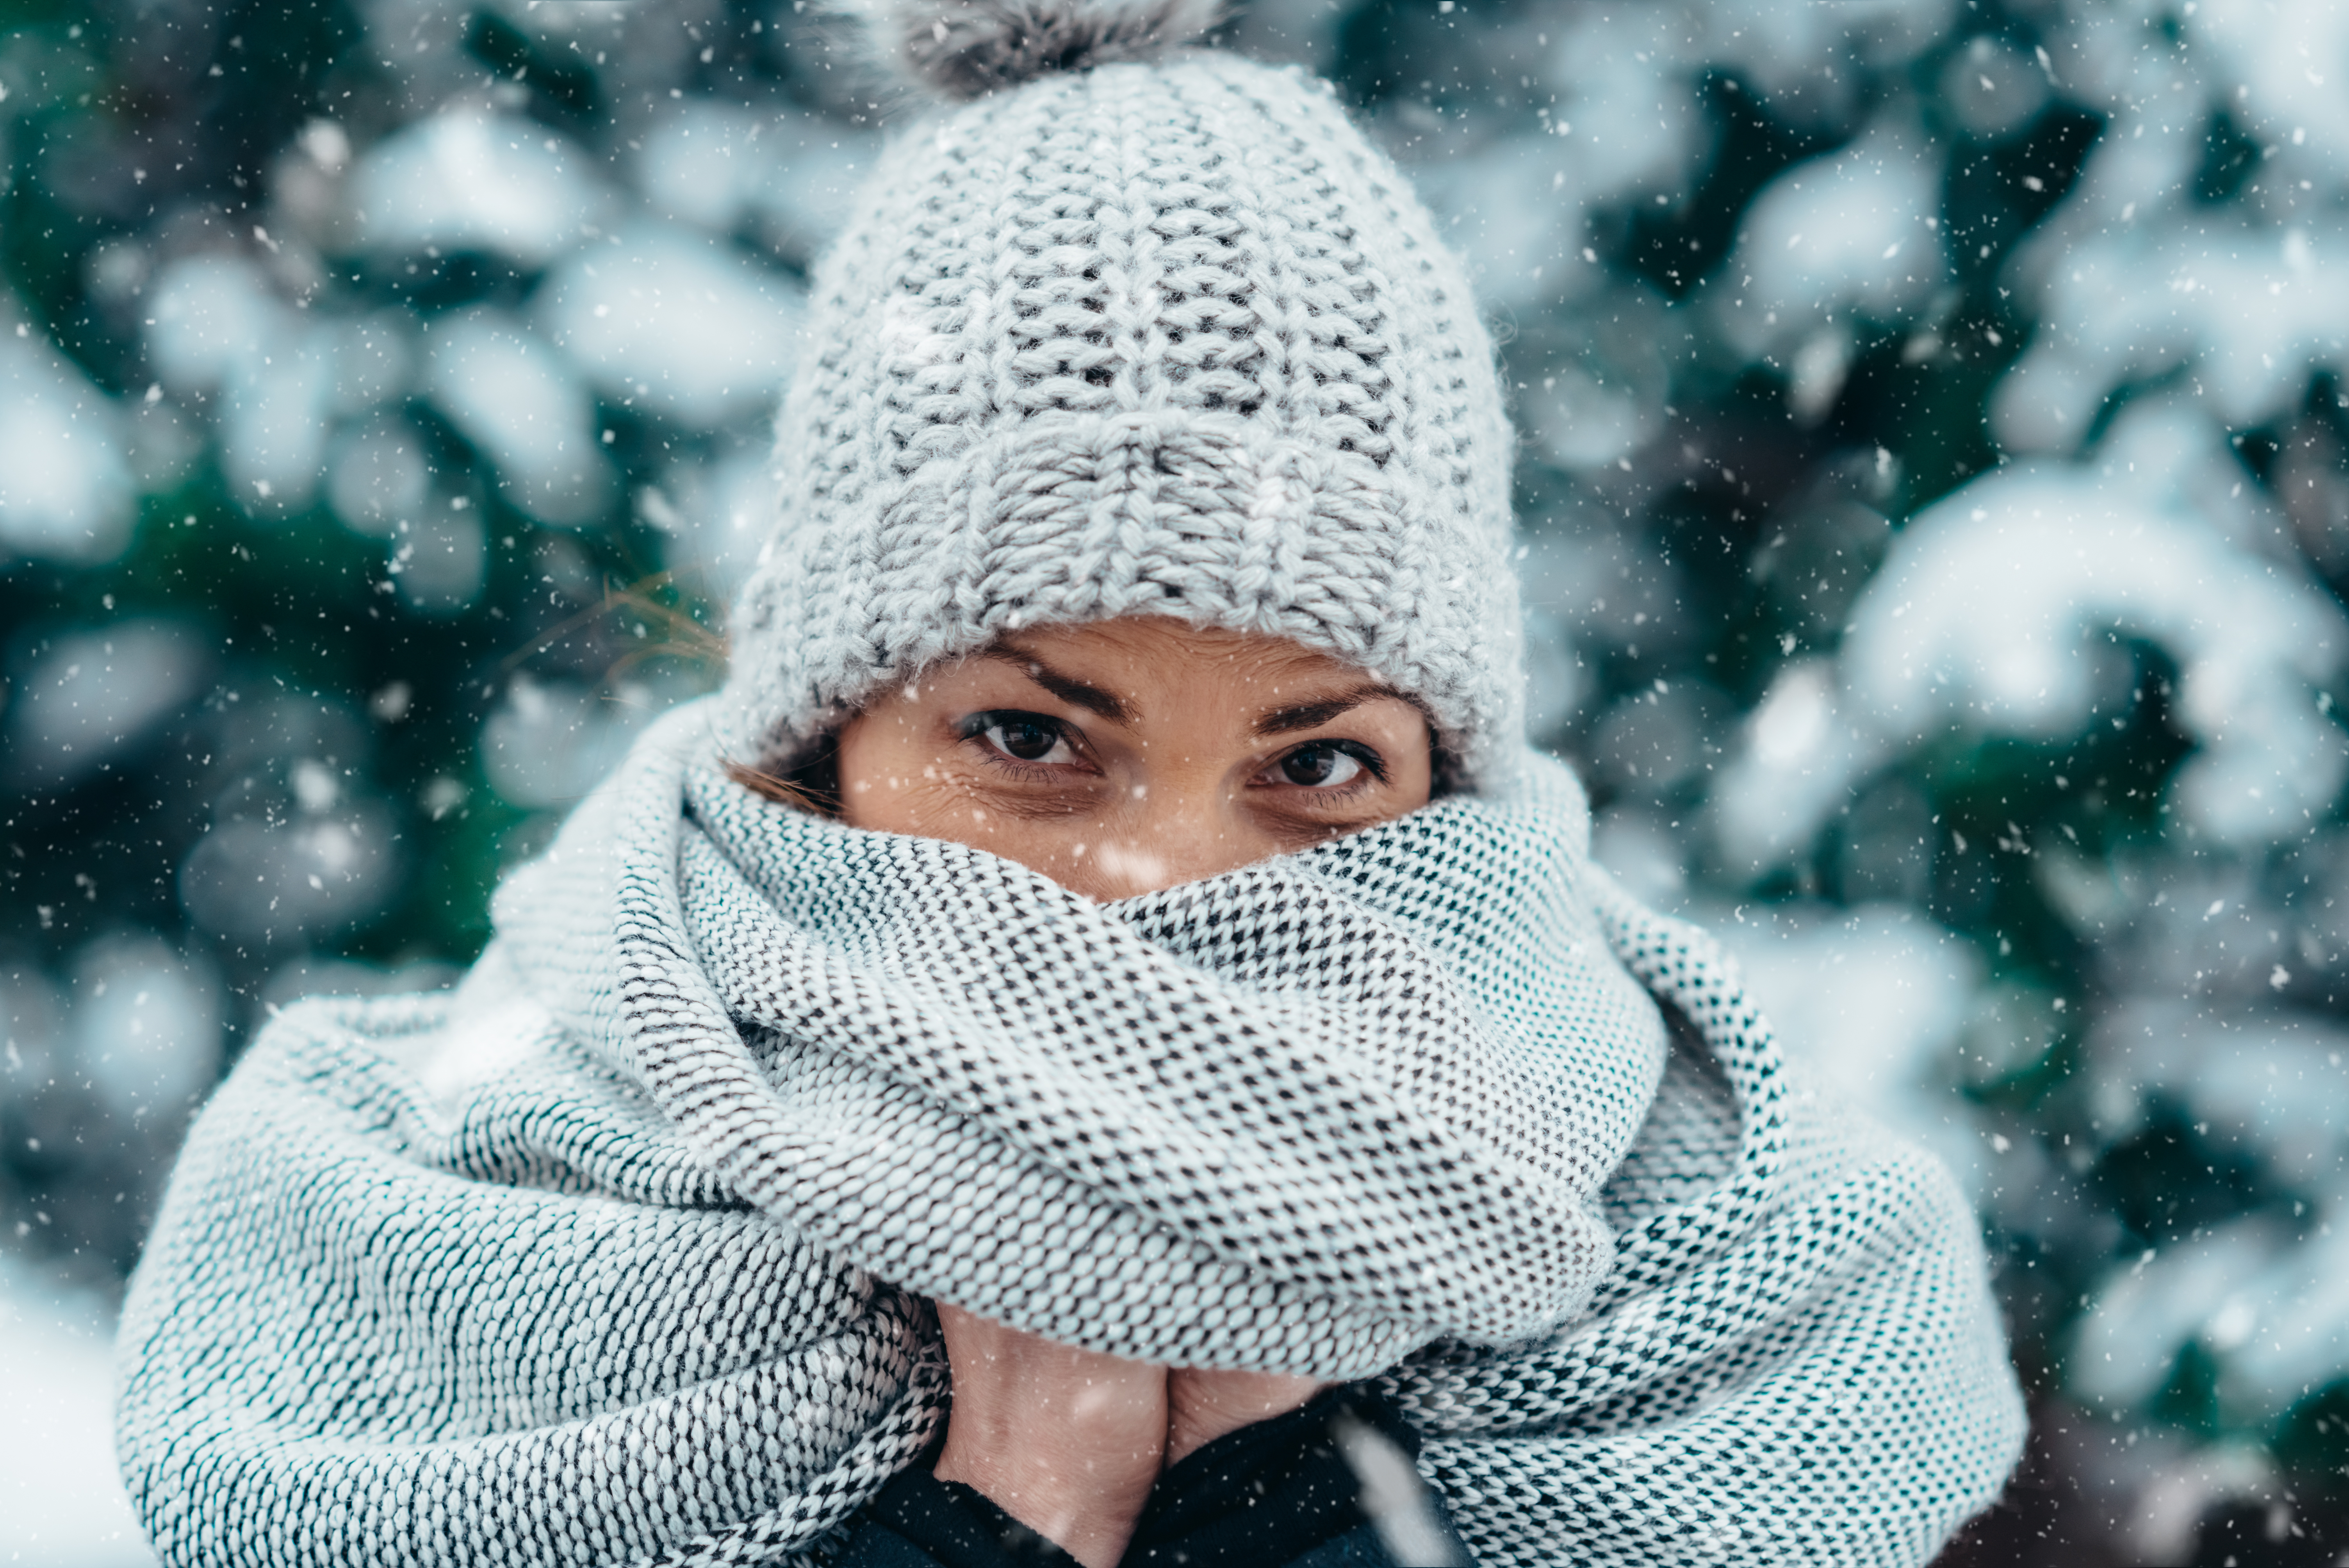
[848,0,1226,100]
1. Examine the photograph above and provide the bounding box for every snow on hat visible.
[718,0,1522,786]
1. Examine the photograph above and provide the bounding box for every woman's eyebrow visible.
[1255,684,1423,737]
[976,647,1130,722]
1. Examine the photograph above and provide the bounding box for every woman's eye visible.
[1276,743,1367,788]
[978,714,1074,764]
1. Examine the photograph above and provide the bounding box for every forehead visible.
[923,620,1417,737]
[996,618,1362,684]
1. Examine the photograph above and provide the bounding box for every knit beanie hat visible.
[717,0,1523,787]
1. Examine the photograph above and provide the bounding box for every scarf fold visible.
[117,703,2025,1568]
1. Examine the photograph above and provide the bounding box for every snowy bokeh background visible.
[5,0,2349,1561]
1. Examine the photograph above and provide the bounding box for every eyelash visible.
[957,711,1089,778]
[1264,739,1388,798]
[957,712,1387,799]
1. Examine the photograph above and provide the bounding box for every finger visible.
[1165,1369,1328,1463]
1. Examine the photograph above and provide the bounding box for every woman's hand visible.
[1164,1368,1328,1465]
[930,1303,1328,1560]
[930,1304,1169,1568]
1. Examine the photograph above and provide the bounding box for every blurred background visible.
[3,0,2347,1562]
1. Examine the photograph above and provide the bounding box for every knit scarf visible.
[117,704,2025,1567]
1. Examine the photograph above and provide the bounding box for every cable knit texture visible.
[116,709,2026,1566]
[716,46,1522,784]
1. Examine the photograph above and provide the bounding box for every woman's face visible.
[833,617,1435,901]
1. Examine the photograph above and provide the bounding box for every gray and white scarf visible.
[117,703,2025,1566]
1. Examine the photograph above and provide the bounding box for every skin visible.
[829,615,1437,1568]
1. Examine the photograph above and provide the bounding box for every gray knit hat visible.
[718,0,1523,786]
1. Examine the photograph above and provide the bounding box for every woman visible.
[116,4,2027,1565]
